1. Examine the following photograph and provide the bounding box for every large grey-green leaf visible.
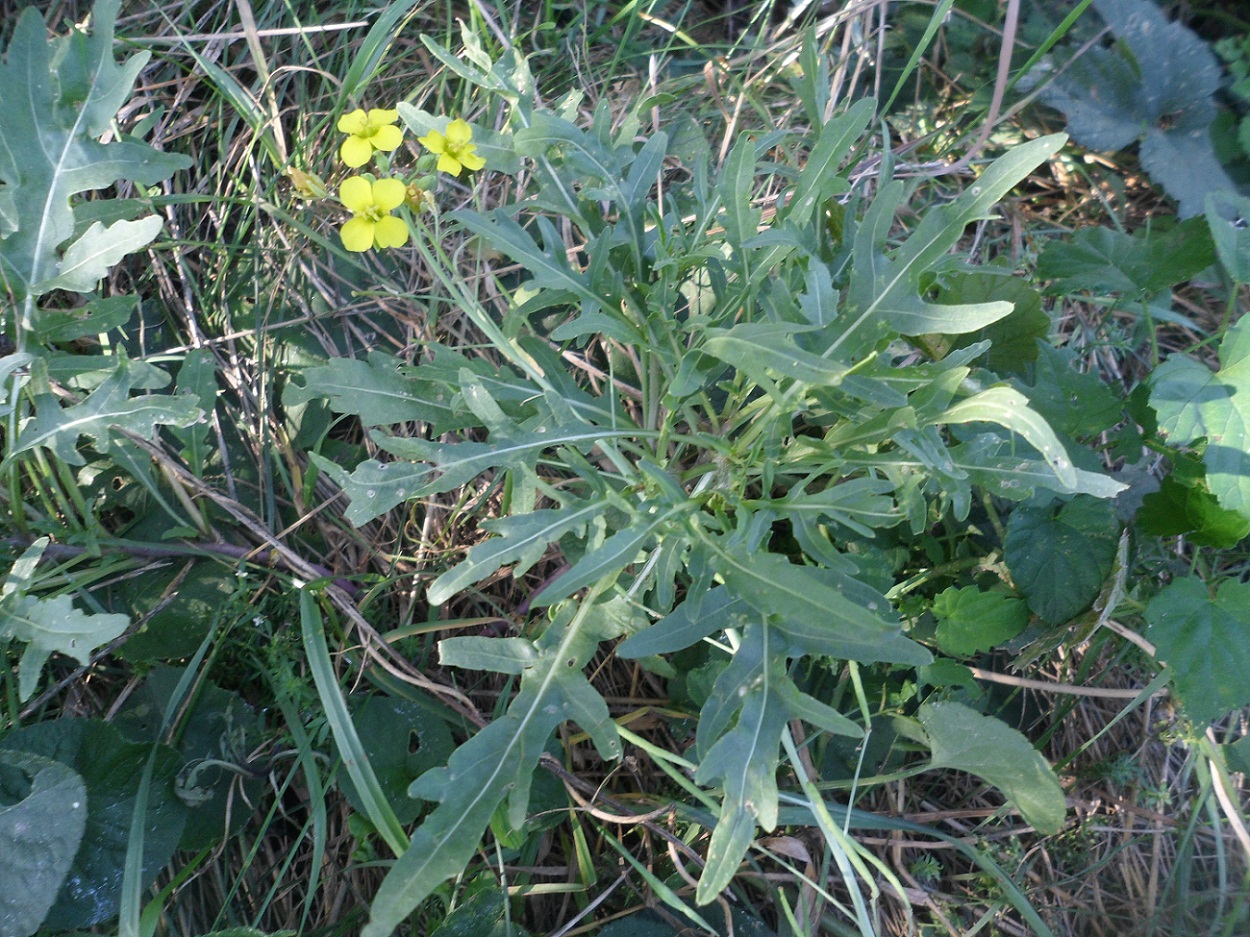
[919,701,1065,834]
[0,719,185,930]
[0,751,87,937]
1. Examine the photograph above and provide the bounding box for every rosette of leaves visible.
[295,37,1128,936]
[1029,0,1235,217]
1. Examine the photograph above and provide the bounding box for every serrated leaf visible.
[784,99,873,227]
[1036,219,1216,298]
[452,208,602,310]
[286,353,459,429]
[1019,343,1123,439]
[0,593,128,701]
[0,719,185,930]
[694,620,792,902]
[1145,577,1250,723]
[919,701,1065,834]
[837,136,1064,357]
[0,751,87,937]
[0,0,190,303]
[931,271,1050,374]
[932,586,1028,656]
[1150,315,1250,519]
[428,501,607,605]
[5,357,201,469]
[34,217,163,293]
[362,597,627,937]
[1005,495,1119,624]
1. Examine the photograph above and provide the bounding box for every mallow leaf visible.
[1150,315,1250,520]
[1145,577,1250,724]
[0,751,87,937]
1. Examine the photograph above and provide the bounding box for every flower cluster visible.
[290,107,488,253]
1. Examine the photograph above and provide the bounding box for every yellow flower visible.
[337,108,403,168]
[418,119,486,175]
[339,177,409,252]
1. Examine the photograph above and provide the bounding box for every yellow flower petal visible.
[445,119,473,147]
[373,215,410,249]
[371,124,404,152]
[337,109,368,134]
[418,130,447,155]
[459,149,486,171]
[341,217,375,252]
[367,108,399,126]
[371,178,408,212]
[435,152,462,175]
[339,176,374,213]
[340,135,373,168]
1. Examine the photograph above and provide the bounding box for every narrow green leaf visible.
[362,597,625,937]
[784,98,874,227]
[938,385,1078,489]
[428,501,606,605]
[299,592,409,857]
[34,217,162,293]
